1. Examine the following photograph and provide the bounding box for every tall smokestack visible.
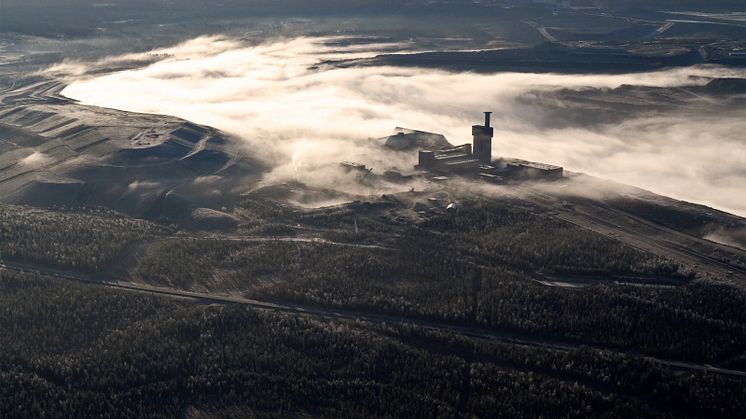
[472,111,494,164]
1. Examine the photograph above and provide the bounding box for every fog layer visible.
[61,36,746,216]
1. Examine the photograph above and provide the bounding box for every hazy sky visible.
[60,36,746,216]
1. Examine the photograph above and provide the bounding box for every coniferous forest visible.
[1,196,745,418]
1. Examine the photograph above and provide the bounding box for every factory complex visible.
[341,112,563,185]
[397,112,563,182]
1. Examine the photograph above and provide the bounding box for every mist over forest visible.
[57,36,746,216]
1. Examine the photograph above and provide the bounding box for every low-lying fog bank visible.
[59,36,746,216]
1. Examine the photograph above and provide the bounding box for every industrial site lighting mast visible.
[472,112,494,164]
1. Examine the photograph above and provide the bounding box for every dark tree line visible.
[1,271,743,419]
[128,198,741,364]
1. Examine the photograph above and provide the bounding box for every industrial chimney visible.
[472,112,494,164]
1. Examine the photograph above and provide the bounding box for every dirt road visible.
[2,257,744,379]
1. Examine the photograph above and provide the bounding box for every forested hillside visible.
[1,270,743,418]
[1,190,744,418]
[0,205,166,272]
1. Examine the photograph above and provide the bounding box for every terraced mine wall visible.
[0,78,265,225]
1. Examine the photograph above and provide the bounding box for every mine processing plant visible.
[414,112,563,181]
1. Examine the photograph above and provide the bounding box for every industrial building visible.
[472,111,493,164]
[416,112,493,172]
[381,128,451,151]
[416,144,481,174]
[414,112,563,182]
[506,161,564,180]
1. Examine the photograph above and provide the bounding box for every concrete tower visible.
[472,112,494,164]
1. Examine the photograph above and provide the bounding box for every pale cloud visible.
[59,36,746,216]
